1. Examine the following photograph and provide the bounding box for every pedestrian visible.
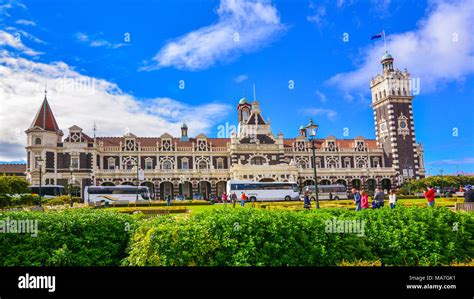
[360,190,369,209]
[373,188,385,209]
[389,190,397,209]
[352,188,361,211]
[231,192,237,208]
[222,192,228,206]
[166,193,171,206]
[425,186,435,207]
[240,192,246,207]
[303,190,311,209]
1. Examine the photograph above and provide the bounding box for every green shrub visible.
[125,206,474,266]
[0,209,136,266]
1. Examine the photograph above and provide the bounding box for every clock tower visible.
[370,51,425,180]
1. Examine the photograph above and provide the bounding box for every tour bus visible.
[29,185,65,198]
[83,185,151,203]
[226,180,300,202]
[301,184,348,201]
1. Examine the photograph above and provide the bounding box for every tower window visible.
[34,137,42,145]
[71,157,79,169]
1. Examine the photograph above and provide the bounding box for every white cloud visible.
[327,0,474,94]
[143,0,285,71]
[307,2,326,26]
[0,35,231,161]
[15,19,35,26]
[234,74,248,83]
[314,90,327,102]
[75,32,128,49]
[0,30,42,56]
[303,108,338,121]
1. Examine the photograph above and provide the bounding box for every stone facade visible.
[25,53,425,199]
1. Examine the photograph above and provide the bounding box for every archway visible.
[303,180,314,186]
[121,181,135,186]
[336,179,347,186]
[381,178,391,192]
[160,181,174,200]
[259,178,275,182]
[366,179,377,193]
[351,179,362,190]
[198,181,211,199]
[100,182,115,186]
[179,181,193,199]
[141,181,156,200]
[320,179,331,185]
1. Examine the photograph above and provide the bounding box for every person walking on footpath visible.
[166,193,171,206]
[240,192,246,207]
[425,186,435,207]
[303,190,311,210]
[389,190,397,209]
[222,192,228,206]
[231,192,237,208]
[352,188,361,211]
[360,190,369,209]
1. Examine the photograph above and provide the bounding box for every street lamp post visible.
[306,118,320,209]
[36,157,44,207]
[69,166,74,207]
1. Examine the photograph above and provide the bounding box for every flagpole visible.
[383,30,387,52]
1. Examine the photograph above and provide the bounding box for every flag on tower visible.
[371,32,384,40]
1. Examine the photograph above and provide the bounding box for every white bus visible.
[301,184,348,201]
[226,180,300,202]
[84,185,151,203]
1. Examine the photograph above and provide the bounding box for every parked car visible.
[192,193,204,200]
[174,195,185,201]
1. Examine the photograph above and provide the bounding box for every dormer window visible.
[356,141,365,152]
[34,137,42,145]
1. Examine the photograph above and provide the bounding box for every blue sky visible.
[0,0,473,175]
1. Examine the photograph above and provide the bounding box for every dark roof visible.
[0,164,26,174]
[29,97,60,132]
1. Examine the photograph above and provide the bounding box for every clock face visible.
[400,121,407,129]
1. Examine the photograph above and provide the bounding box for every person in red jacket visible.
[360,190,369,209]
[424,186,435,207]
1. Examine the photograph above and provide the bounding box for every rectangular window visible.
[216,159,224,169]
[181,160,189,169]
[145,160,153,170]
[71,157,79,169]
[108,159,116,170]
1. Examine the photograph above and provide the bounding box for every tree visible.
[0,176,31,207]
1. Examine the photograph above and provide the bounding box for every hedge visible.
[0,209,136,266]
[125,206,474,266]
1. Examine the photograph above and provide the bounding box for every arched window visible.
[34,137,42,145]
[198,160,208,170]
[298,160,307,169]
[162,160,172,170]
[250,156,266,165]
[327,160,337,168]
